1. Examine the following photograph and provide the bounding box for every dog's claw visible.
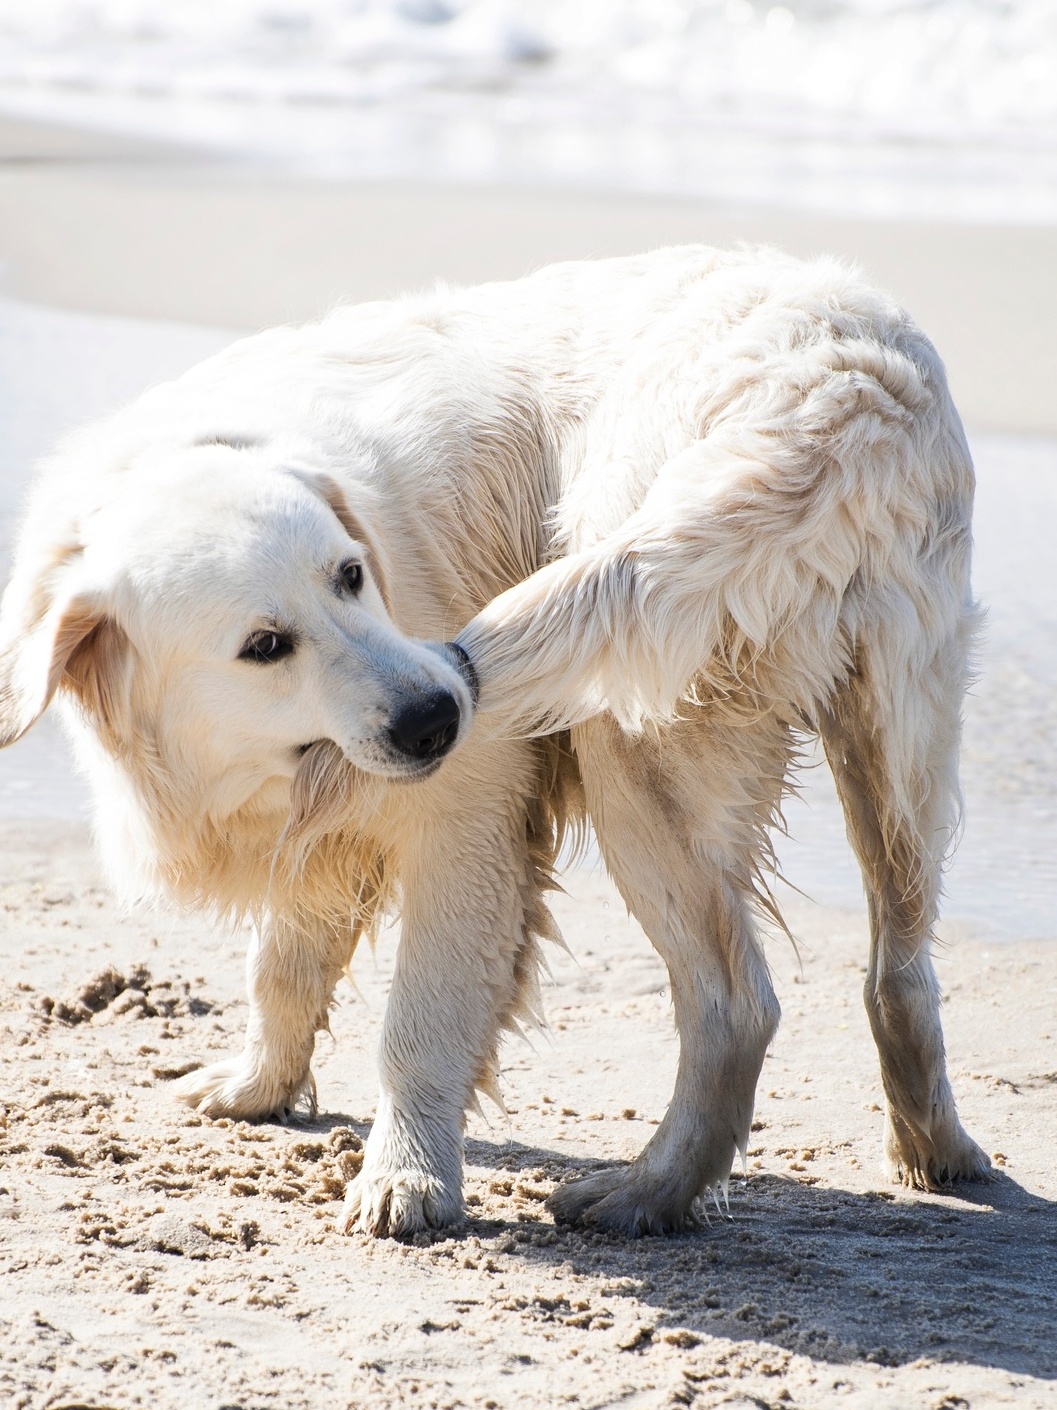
[883,1110,994,1191]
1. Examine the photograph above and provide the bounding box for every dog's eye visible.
[339,560,364,595]
[238,630,294,664]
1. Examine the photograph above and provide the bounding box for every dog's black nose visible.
[387,689,461,762]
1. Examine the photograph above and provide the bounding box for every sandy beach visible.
[2,116,1057,436]
[1,115,1055,1410]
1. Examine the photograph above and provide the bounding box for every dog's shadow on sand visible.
[313,1118,1056,1381]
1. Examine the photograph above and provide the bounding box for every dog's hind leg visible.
[817,618,990,1190]
[548,711,783,1235]
[173,912,357,1121]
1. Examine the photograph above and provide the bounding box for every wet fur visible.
[0,246,989,1238]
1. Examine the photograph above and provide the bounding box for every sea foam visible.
[0,0,1055,222]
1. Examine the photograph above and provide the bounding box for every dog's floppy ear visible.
[0,546,125,748]
[285,466,393,612]
[0,592,100,747]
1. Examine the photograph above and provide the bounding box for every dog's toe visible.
[547,1165,698,1236]
[343,1170,390,1236]
[547,1167,627,1225]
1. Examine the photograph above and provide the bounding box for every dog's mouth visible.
[293,737,445,782]
[387,758,443,785]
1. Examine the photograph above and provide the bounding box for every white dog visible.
[0,247,990,1236]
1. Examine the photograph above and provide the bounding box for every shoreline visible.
[1,114,1057,432]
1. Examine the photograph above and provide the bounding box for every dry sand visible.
[1,115,1056,1410]
[2,822,1055,1410]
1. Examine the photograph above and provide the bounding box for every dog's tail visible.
[455,402,972,735]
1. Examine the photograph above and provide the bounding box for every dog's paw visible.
[547,1164,712,1236]
[884,1112,994,1191]
[343,1165,463,1238]
[171,1054,316,1122]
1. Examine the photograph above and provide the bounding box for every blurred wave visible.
[0,1,1055,221]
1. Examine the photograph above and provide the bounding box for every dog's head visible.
[0,440,475,873]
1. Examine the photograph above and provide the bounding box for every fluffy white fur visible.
[0,246,990,1237]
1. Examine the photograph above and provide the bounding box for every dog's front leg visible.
[345,748,545,1238]
[174,913,355,1121]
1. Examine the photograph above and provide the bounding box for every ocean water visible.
[0,1,1055,223]
[0,298,1054,940]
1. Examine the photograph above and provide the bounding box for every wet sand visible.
[2,115,1057,432]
